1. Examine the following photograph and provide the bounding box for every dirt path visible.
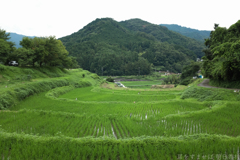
[198,79,239,90]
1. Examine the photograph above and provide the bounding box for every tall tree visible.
[19,36,77,68]
[0,29,15,64]
[202,20,240,81]
[10,48,35,66]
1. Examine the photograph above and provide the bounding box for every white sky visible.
[1,0,239,38]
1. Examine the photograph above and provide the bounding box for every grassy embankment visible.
[1,66,240,159]
[0,64,101,110]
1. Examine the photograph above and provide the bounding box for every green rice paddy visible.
[1,68,240,159]
[120,80,162,89]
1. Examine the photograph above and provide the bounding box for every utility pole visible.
[139,67,140,76]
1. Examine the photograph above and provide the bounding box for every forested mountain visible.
[59,18,206,75]
[160,24,211,42]
[7,32,35,48]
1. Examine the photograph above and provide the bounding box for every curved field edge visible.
[0,68,103,110]
[0,78,70,109]
[45,81,92,100]
[1,131,240,159]
[44,83,228,119]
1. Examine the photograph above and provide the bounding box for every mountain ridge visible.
[120,19,205,58]
[160,24,211,42]
[59,18,206,75]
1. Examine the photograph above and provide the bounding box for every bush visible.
[106,77,114,82]
[180,87,224,101]
[181,62,200,80]
[0,94,16,109]
[209,79,240,89]
[91,73,100,79]
[0,64,6,71]
[179,77,192,85]
[76,80,92,88]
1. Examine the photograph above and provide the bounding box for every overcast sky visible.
[1,0,239,38]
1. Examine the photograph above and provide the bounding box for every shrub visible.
[180,87,224,101]
[0,64,6,71]
[209,79,240,89]
[179,77,192,85]
[76,80,92,88]
[237,95,240,101]
[91,73,100,79]
[0,94,16,109]
[106,77,114,82]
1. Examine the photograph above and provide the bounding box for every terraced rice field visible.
[120,80,162,89]
[1,74,240,159]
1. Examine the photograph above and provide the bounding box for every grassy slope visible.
[0,65,101,109]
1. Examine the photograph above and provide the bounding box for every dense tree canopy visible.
[202,20,240,81]
[180,62,201,85]
[9,36,79,68]
[120,19,205,58]
[1,28,78,68]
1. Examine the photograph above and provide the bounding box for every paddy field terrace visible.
[0,65,240,159]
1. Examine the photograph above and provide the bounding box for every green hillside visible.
[120,19,205,58]
[160,24,211,42]
[59,18,205,75]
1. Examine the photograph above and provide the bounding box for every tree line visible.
[202,20,240,82]
[0,29,78,68]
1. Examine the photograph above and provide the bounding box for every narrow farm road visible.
[198,79,217,88]
[198,79,239,90]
